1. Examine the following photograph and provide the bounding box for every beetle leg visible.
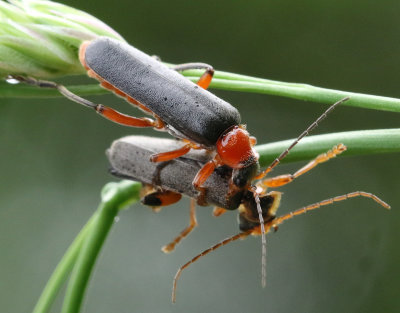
[150,143,192,162]
[141,185,197,253]
[9,75,161,128]
[192,156,223,190]
[85,68,164,123]
[212,207,227,217]
[260,144,347,189]
[249,136,257,146]
[171,62,214,89]
[191,156,224,205]
[91,80,164,127]
[9,75,97,109]
[95,105,160,127]
[150,139,204,162]
[162,198,198,253]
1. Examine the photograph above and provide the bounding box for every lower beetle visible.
[107,135,390,302]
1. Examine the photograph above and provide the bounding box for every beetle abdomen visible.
[83,37,241,147]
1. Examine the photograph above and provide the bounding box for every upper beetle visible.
[79,37,260,196]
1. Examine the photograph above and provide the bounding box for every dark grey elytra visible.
[107,136,245,210]
[84,37,241,147]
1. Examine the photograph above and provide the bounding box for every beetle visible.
[107,135,390,303]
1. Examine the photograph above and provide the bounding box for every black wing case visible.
[84,37,241,147]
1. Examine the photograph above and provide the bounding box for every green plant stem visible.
[61,181,140,313]
[60,202,117,313]
[2,69,400,113]
[195,77,400,113]
[32,213,97,313]
[256,128,400,166]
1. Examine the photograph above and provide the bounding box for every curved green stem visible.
[195,77,400,113]
[60,203,118,313]
[32,214,97,313]
[61,180,140,313]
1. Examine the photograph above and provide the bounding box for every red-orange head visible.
[216,125,258,169]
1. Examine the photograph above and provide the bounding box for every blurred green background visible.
[1,0,400,312]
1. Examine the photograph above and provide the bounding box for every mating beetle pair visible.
[11,37,390,302]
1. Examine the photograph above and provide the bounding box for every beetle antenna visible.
[256,96,350,180]
[172,229,252,303]
[252,190,267,287]
[271,191,390,228]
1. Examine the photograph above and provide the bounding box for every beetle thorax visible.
[216,126,258,169]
